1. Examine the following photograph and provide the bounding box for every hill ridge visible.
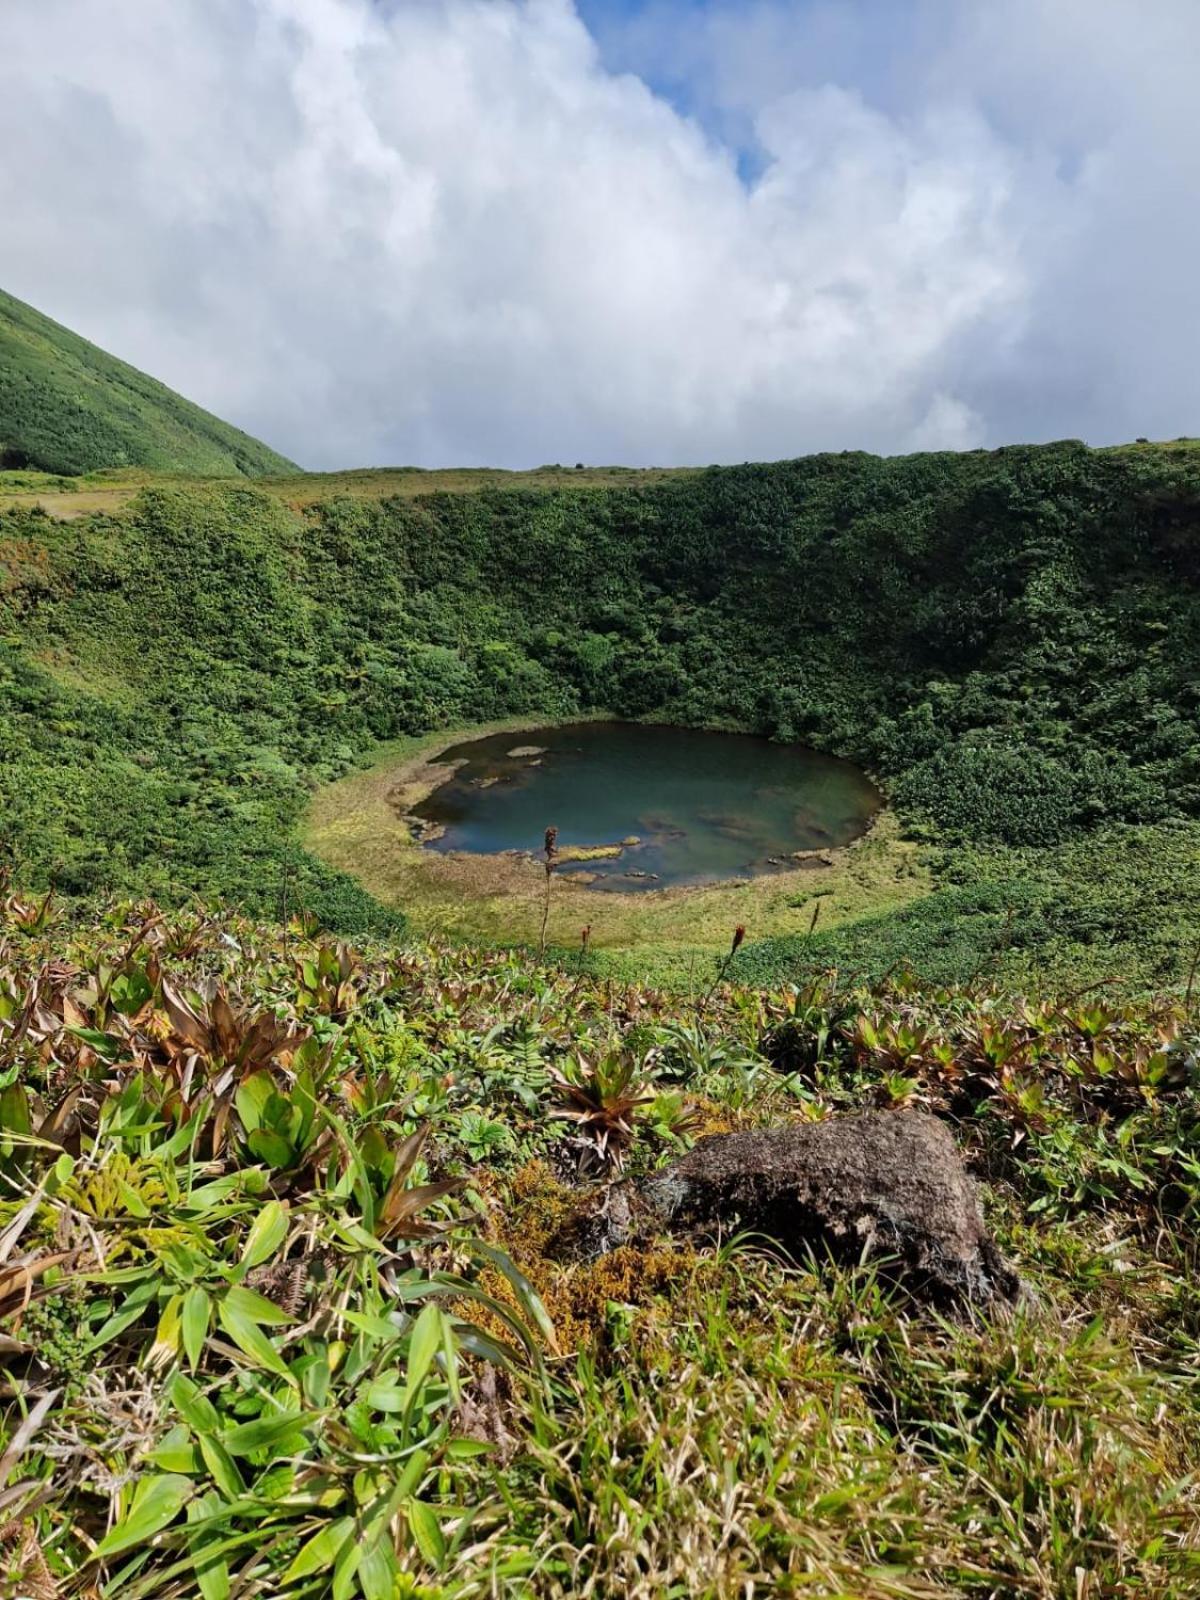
[0,286,297,477]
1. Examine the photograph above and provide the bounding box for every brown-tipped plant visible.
[550,1046,655,1171]
[0,887,53,934]
[376,1124,470,1242]
[292,940,362,1018]
[538,825,559,957]
[704,923,746,1004]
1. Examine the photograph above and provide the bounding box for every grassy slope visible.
[2,895,1197,1596]
[0,461,700,524]
[0,287,297,477]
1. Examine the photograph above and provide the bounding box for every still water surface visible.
[412,722,880,891]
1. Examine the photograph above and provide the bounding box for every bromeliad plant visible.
[549,1046,655,1171]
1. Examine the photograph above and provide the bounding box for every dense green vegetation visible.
[1,896,1196,1596]
[2,438,1199,985]
[0,289,296,477]
[3,310,1200,1595]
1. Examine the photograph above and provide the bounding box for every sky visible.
[1,0,1196,470]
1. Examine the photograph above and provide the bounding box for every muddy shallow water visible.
[411,722,881,891]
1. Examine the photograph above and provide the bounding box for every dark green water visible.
[413,723,880,891]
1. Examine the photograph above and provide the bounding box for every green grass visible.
[734,822,1200,993]
[0,287,297,477]
[2,895,1197,1596]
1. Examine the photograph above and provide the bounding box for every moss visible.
[684,1097,741,1139]
[499,1159,578,1263]
[542,1245,708,1352]
[479,1160,708,1351]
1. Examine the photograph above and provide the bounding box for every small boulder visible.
[558,1112,1017,1306]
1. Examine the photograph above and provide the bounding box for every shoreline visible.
[303,718,924,958]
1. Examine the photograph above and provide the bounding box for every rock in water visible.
[562,1112,1018,1306]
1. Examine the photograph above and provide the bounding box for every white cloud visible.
[0,0,1194,468]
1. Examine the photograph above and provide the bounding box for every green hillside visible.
[2,438,1199,986]
[0,287,297,476]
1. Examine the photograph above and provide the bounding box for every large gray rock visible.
[558,1111,1018,1306]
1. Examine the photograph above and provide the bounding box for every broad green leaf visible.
[157,1106,208,1163]
[338,1331,377,1387]
[283,1516,355,1582]
[116,1177,152,1218]
[234,1072,274,1134]
[403,1303,442,1411]
[222,1283,295,1326]
[220,1410,306,1457]
[110,967,154,1015]
[147,1424,202,1475]
[365,1374,406,1413]
[182,1287,211,1370]
[339,1310,402,1343]
[357,1533,398,1600]
[168,1372,220,1434]
[216,1298,296,1383]
[445,1437,491,1461]
[238,1199,289,1273]
[332,1531,363,1600]
[91,1265,162,1286]
[92,1473,194,1560]
[301,1351,331,1408]
[197,1434,246,1501]
[65,1025,123,1061]
[395,1446,431,1499]
[405,1498,446,1567]
[86,1274,161,1351]
[188,1171,263,1207]
[187,1490,231,1600]
[440,1308,461,1405]
[262,1091,302,1142]
[247,1127,295,1168]
[323,1216,387,1255]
